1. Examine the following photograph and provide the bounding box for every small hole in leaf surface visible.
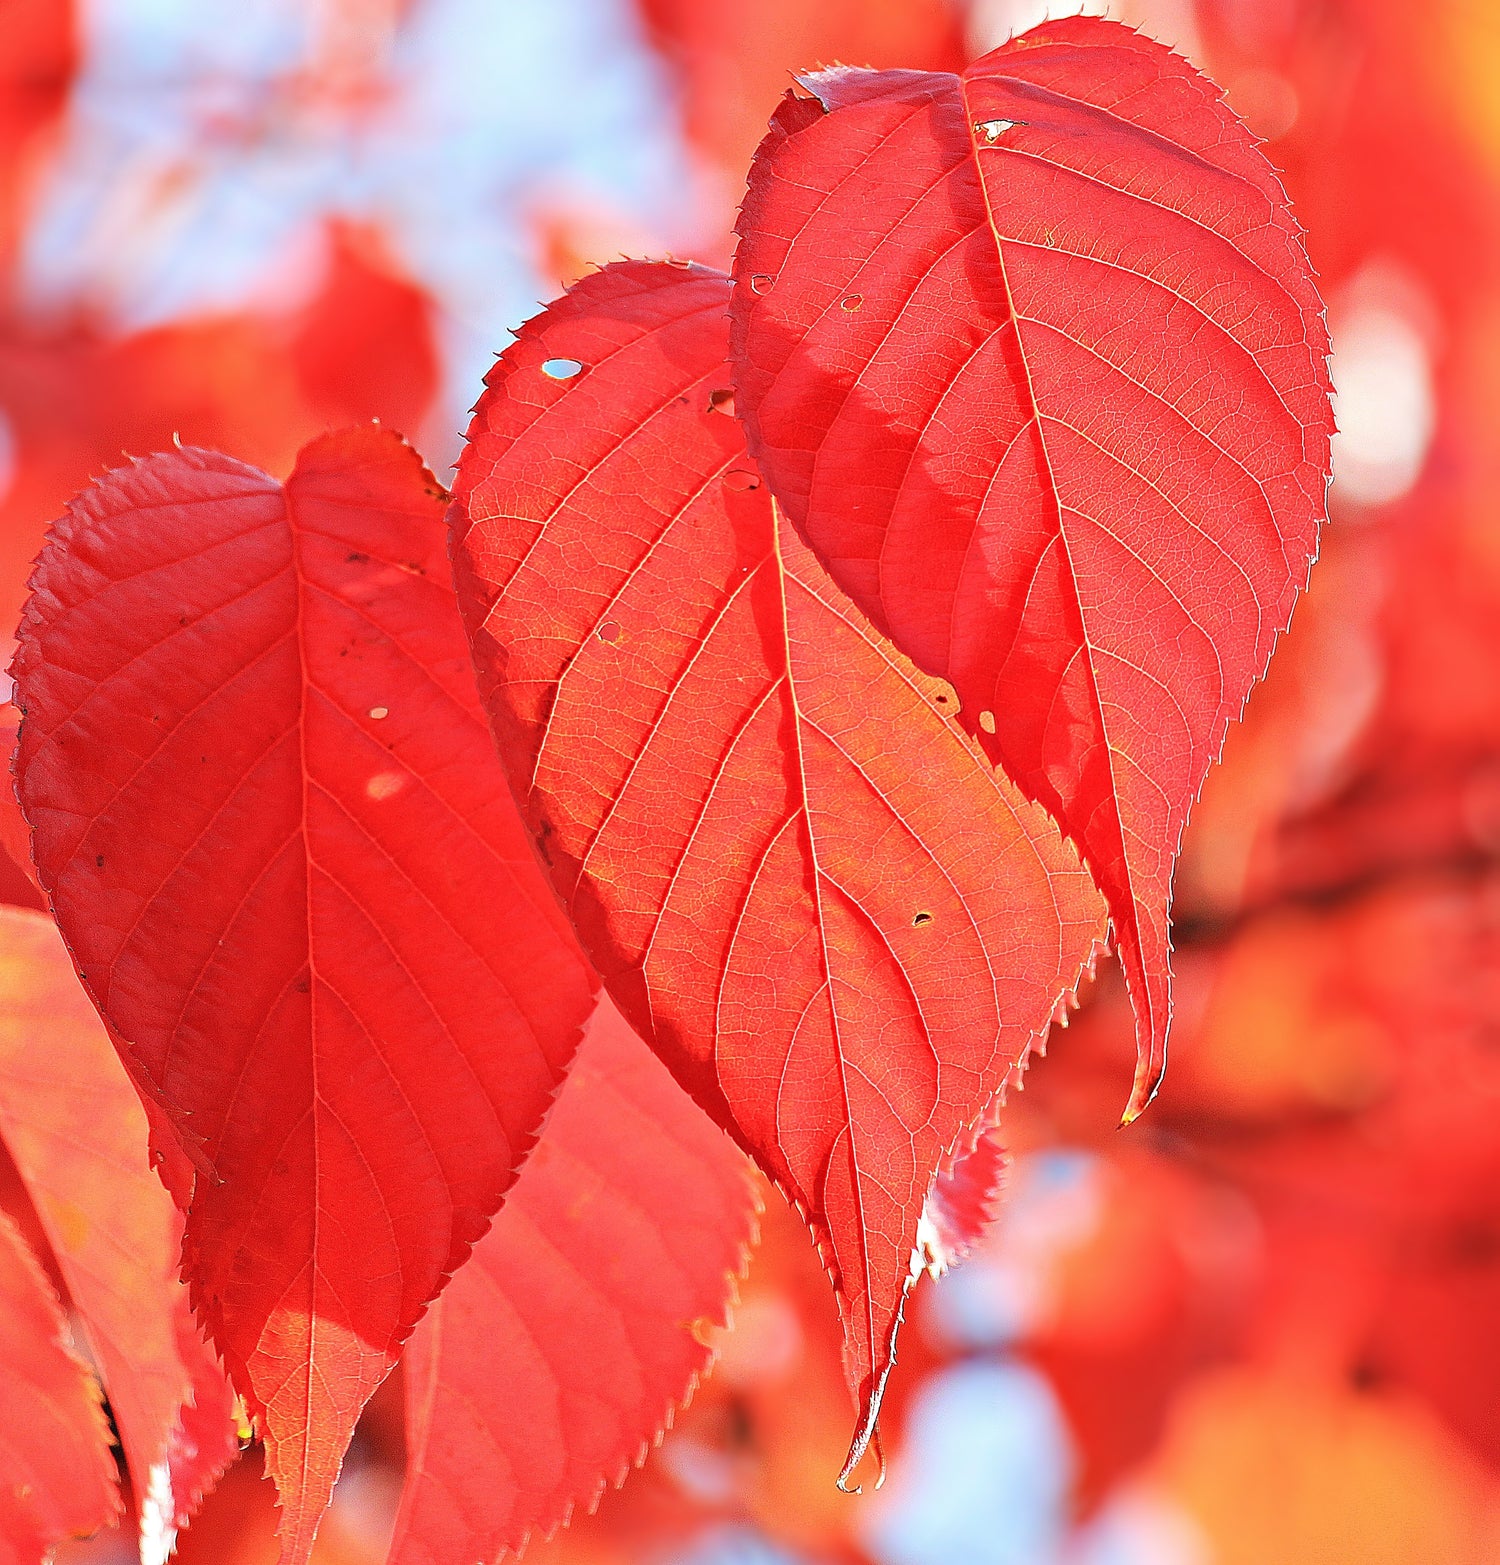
[709,388,736,415]
[841,294,863,312]
[724,470,761,492]
[597,621,621,643]
[540,358,584,380]
[912,911,933,927]
[975,118,1022,143]
[749,273,775,294]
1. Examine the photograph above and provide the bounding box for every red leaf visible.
[393,996,758,1563]
[0,905,237,1556]
[0,705,43,905]
[919,1126,1008,1279]
[450,260,1105,1479]
[0,0,76,276]
[0,1208,119,1564]
[730,16,1334,1120]
[11,426,597,1560]
[290,220,440,434]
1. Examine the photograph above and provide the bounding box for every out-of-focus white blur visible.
[21,0,696,462]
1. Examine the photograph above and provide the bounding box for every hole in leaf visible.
[709,388,736,415]
[597,621,621,643]
[912,911,934,927]
[749,273,775,294]
[724,470,761,492]
[974,118,1024,143]
[978,710,997,734]
[841,294,863,312]
[930,681,959,713]
[540,358,585,380]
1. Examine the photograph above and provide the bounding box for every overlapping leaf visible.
[0,707,41,902]
[394,996,758,1563]
[0,1208,119,1565]
[11,426,597,1560]
[0,905,237,1559]
[731,15,1334,1117]
[451,260,1105,1477]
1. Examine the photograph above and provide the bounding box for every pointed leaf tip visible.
[731,15,1332,1125]
[450,258,1105,1492]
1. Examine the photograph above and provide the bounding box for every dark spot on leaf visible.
[95,854,105,868]
[346,551,369,564]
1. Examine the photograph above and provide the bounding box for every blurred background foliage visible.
[3,0,1499,1559]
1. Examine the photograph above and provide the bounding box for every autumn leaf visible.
[920,1126,1009,1279]
[450,259,1105,1480]
[0,905,238,1560]
[393,996,759,1563]
[0,1208,119,1565]
[11,426,597,1561]
[730,15,1334,1120]
[290,220,440,434]
[0,0,75,278]
[0,705,42,904]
